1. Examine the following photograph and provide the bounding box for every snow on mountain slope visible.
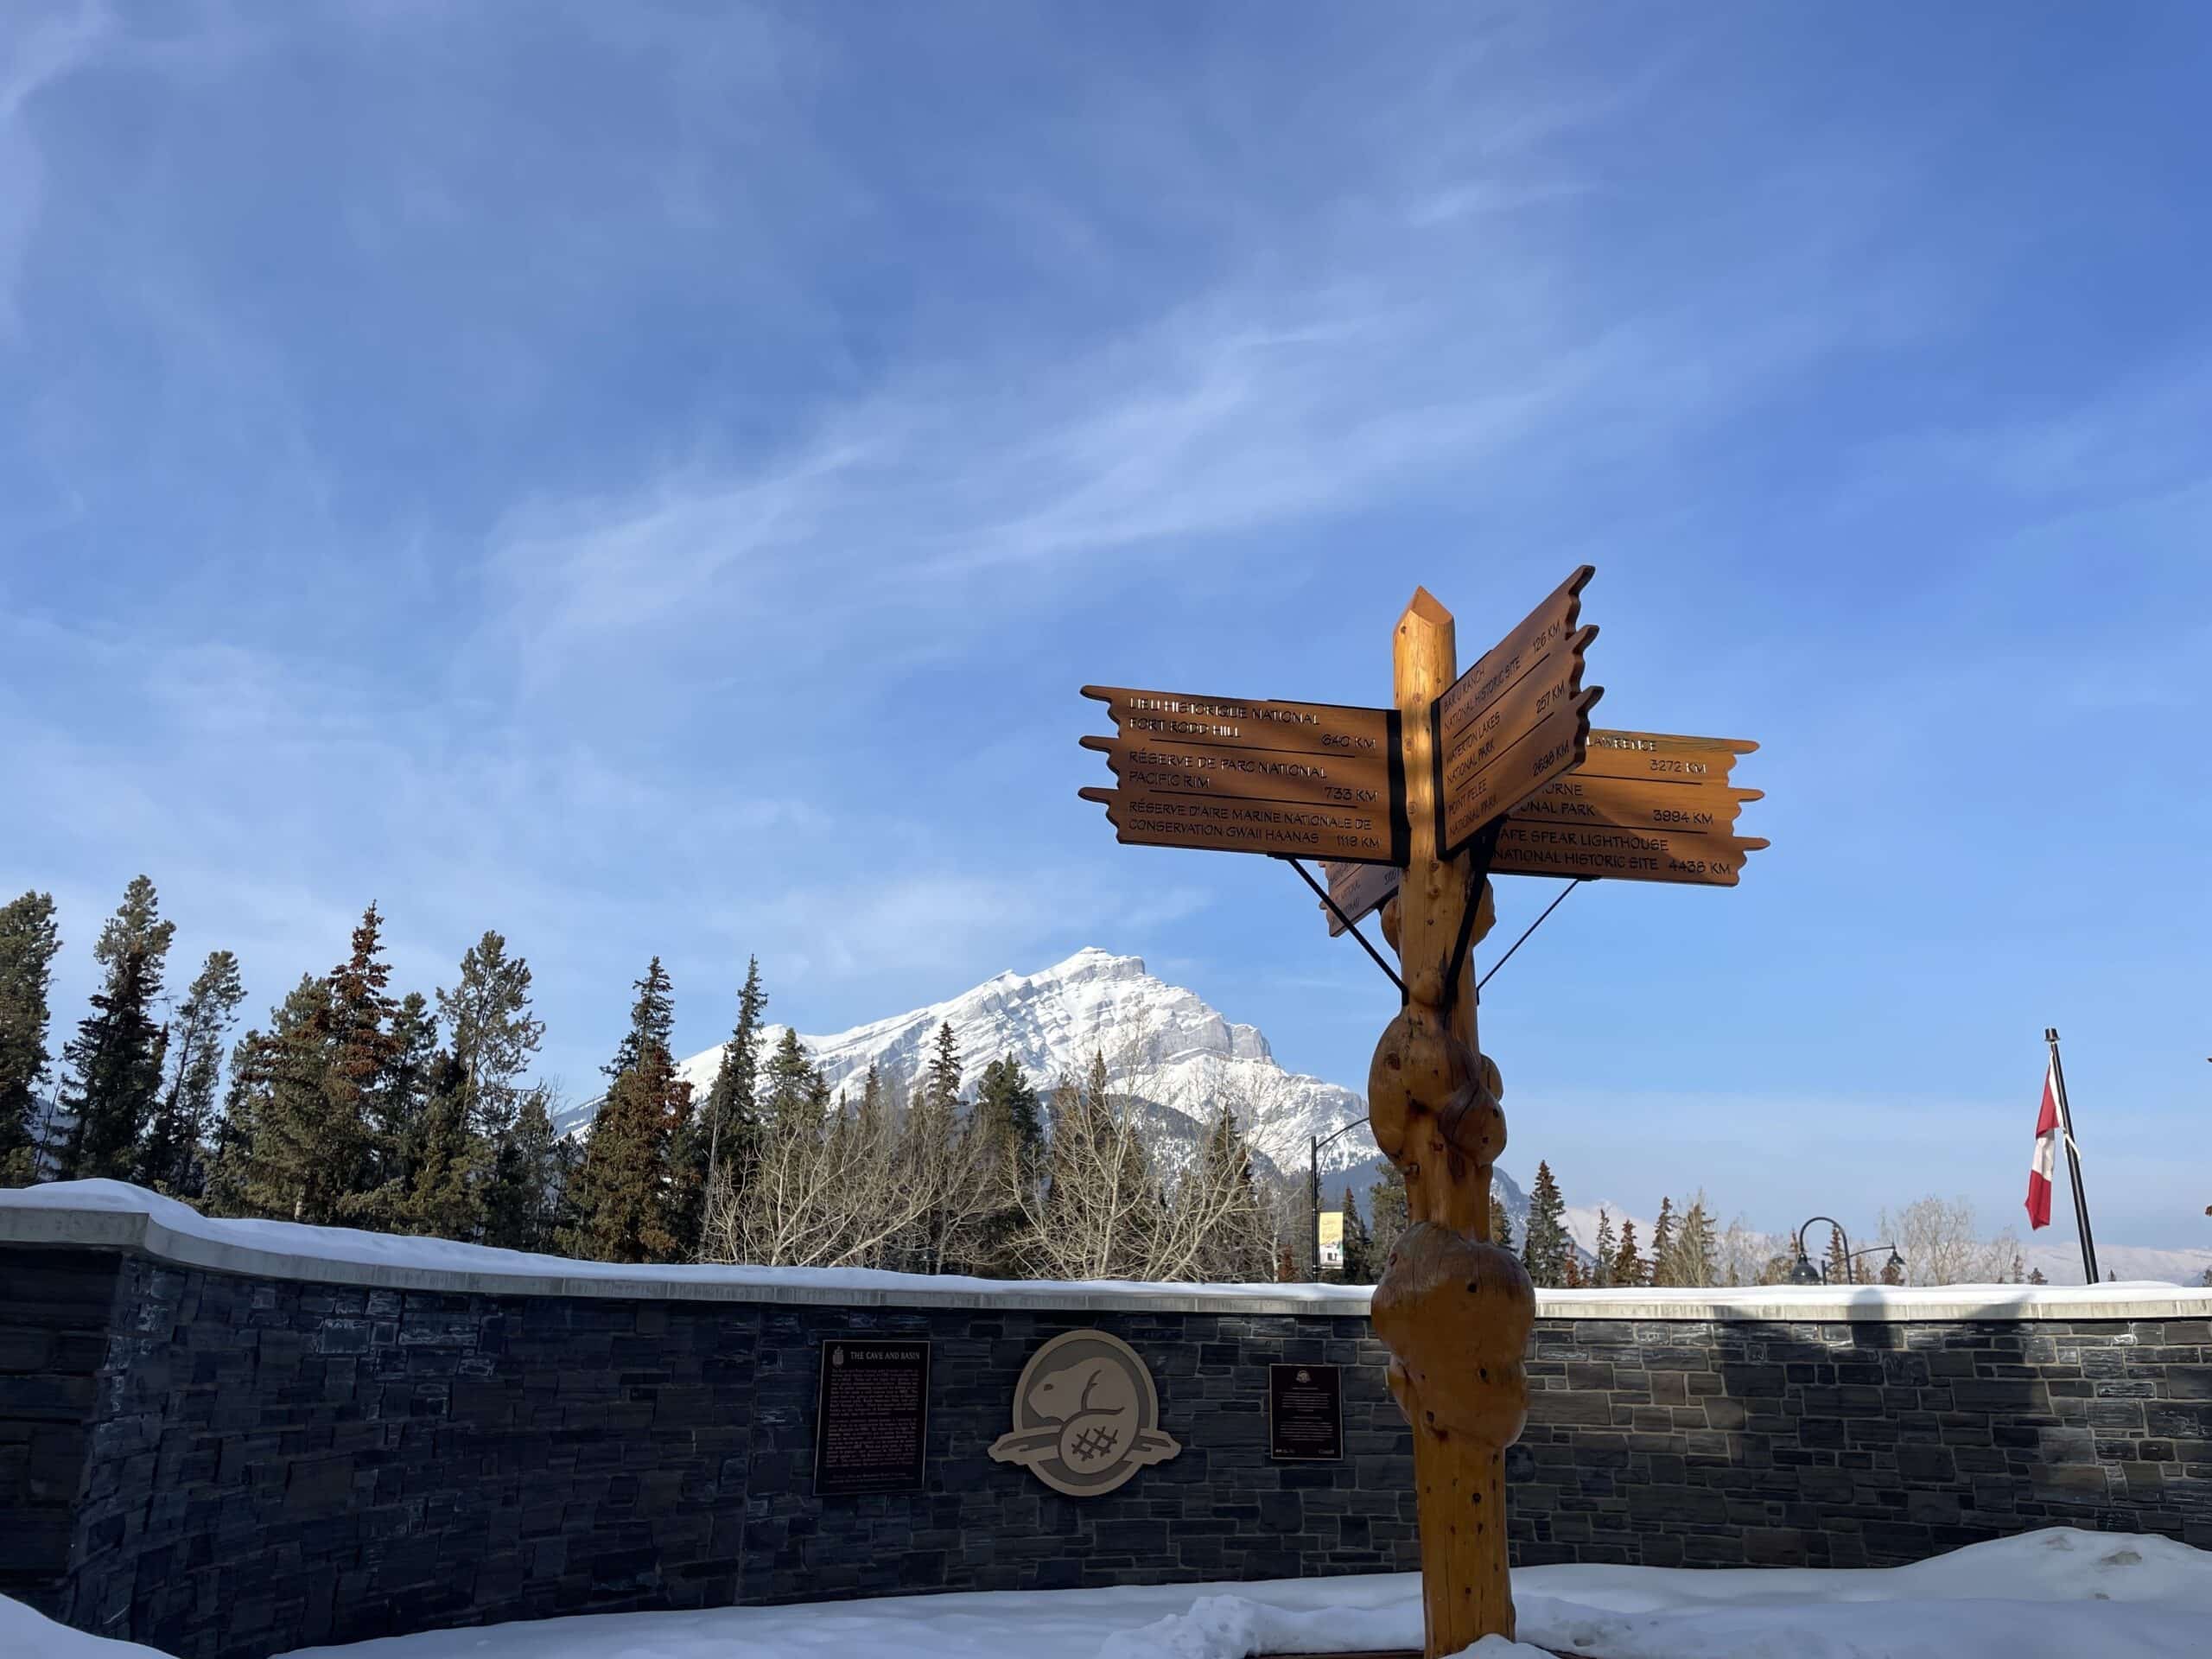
[561,947,1490,1198]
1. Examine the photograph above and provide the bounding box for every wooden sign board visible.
[1081,787,1403,862]
[1433,567,1601,855]
[1487,821,1768,886]
[1319,724,1765,931]
[1079,686,1409,865]
[1576,728,1756,785]
[1511,772,1762,834]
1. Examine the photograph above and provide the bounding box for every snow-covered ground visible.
[9,1528,2204,1659]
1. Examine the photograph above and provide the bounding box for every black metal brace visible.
[1278,855,1408,1001]
[1438,817,1504,1011]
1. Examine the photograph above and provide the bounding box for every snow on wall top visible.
[7,1181,2210,1322]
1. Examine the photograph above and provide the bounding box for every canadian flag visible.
[2024,1058,2062,1230]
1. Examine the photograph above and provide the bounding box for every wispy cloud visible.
[0,1,106,334]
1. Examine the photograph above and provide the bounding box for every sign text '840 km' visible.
[1077,686,1408,865]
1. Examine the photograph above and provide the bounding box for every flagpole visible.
[2044,1027,2101,1285]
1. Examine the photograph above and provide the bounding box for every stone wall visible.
[4,1198,2210,1659]
[1510,1309,2212,1568]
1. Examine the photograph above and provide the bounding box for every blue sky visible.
[4,3,2207,1247]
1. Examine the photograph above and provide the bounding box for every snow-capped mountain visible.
[558,945,1524,1209]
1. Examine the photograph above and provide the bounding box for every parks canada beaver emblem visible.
[987,1329,1181,1497]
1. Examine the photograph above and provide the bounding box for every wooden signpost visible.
[1077,570,1764,1657]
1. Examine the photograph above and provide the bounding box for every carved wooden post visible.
[1367,588,1534,1657]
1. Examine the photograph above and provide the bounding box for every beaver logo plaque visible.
[987,1329,1180,1497]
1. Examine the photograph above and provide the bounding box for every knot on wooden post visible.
[1372,1223,1535,1445]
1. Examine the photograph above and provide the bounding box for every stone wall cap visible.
[6,1181,2209,1321]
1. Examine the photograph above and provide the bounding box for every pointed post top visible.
[1400,586,1453,629]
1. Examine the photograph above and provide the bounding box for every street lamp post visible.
[1311,1119,1370,1281]
[1789,1215,1904,1285]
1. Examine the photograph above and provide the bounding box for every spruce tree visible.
[1592,1208,1617,1288]
[699,956,766,1211]
[762,1027,818,1129]
[1368,1173,1409,1272]
[134,949,245,1198]
[1519,1160,1570,1288]
[925,1020,963,1116]
[55,875,175,1180]
[238,907,403,1224]
[1488,1192,1514,1252]
[435,931,544,1139]
[0,892,63,1185]
[1649,1197,1677,1287]
[1338,1184,1374,1284]
[1669,1194,1718,1287]
[200,1039,259,1217]
[1612,1216,1645,1286]
[399,1051,480,1239]
[359,990,439,1219]
[974,1054,1044,1173]
[902,1029,966,1274]
[234,973,340,1219]
[1824,1223,1851,1286]
[969,1056,1042,1274]
[603,956,674,1079]
[563,959,690,1262]
[481,1086,561,1252]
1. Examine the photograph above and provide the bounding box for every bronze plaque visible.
[1080,686,1408,864]
[1082,787,1403,863]
[814,1340,931,1497]
[1434,568,1601,855]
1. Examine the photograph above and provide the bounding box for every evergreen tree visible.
[237,907,403,1224]
[1885,1253,1910,1287]
[901,1029,967,1274]
[699,956,766,1211]
[200,1039,259,1217]
[1489,1192,1514,1252]
[481,1086,561,1252]
[1592,1208,1617,1288]
[1368,1173,1409,1273]
[1824,1223,1852,1286]
[603,956,674,1079]
[925,1020,963,1116]
[55,875,175,1180]
[1519,1160,1570,1287]
[974,1054,1044,1173]
[0,892,63,1185]
[359,990,438,1219]
[1611,1216,1645,1286]
[1563,1253,1586,1288]
[399,1051,480,1238]
[1338,1184,1375,1284]
[134,949,245,1198]
[233,973,339,1219]
[563,959,691,1263]
[1669,1194,1718,1287]
[968,1055,1043,1275]
[762,1027,818,1128]
[435,931,544,1139]
[1649,1197,1678,1286]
